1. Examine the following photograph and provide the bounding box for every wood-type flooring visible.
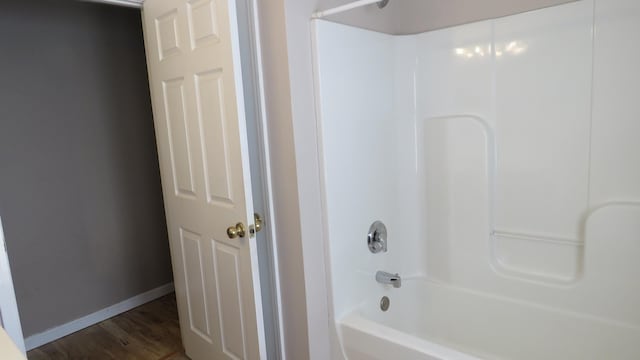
[27,293,188,360]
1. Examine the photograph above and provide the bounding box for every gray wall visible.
[0,0,172,337]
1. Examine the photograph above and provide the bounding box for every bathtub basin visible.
[338,279,640,360]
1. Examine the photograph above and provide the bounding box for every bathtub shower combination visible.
[311,0,640,359]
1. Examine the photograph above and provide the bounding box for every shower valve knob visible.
[367,220,388,254]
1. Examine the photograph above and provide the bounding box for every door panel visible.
[194,69,235,205]
[187,0,220,48]
[142,0,265,359]
[214,242,246,358]
[179,228,211,340]
[155,9,181,60]
[162,77,197,198]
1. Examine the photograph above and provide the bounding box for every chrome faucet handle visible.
[368,221,387,254]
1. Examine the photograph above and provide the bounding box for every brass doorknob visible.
[254,213,263,233]
[227,223,246,239]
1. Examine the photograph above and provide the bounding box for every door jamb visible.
[0,217,26,354]
[240,0,287,357]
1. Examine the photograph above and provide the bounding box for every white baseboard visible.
[24,282,175,350]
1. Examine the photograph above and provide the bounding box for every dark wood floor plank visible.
[27,293,187,360]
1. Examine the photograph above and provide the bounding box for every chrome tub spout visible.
[376,271,401,288]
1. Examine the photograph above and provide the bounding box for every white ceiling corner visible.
[81,0,144,9]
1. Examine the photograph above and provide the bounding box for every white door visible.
[142,0,266,359]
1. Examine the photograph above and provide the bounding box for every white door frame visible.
[235,0,286,357]
[228,1,287,356]
[0,217,25,354]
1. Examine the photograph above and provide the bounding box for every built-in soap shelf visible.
[489,201,640,285]
[490,229,584,284]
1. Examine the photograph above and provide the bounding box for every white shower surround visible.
[312,0,640,359]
